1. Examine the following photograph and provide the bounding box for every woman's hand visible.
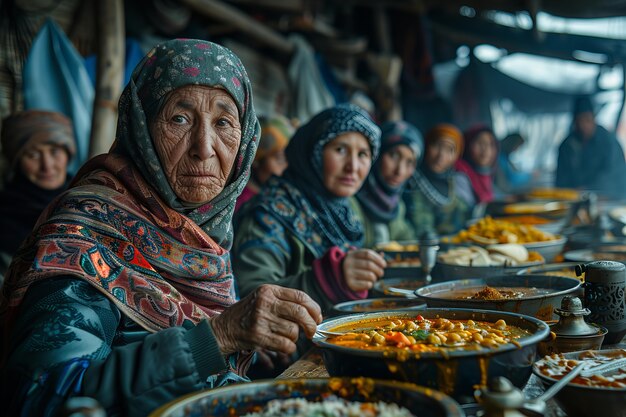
[342,249,387,292]
[210,284,322,355]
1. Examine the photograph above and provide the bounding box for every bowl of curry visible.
[313,309,550,403]
[414,275,582,321]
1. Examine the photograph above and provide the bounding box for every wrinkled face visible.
[469,132,497,168]
[379,144,417,188]
[426,137,457,174]
[575,112,596,140]
[19,143,69,190]
[322,132,372,197]
[150,85,242,204]
[254,150,287,185]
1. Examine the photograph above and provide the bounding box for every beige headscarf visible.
[1,110,76,170]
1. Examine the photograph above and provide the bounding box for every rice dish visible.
[241,396,416,417]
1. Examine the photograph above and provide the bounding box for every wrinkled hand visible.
[210,284,323,355]
[342,249,387,292]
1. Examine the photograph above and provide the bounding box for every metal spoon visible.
[522,361,588,416]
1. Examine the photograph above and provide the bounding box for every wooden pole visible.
[179,0,294,55]
[89,0,125,157]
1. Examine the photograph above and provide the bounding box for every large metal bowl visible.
[433,259,544,281]
[440,238,566,263]
[313,308,550,403]
[331,297,427,316]
[564,248,626,265]
[414,275,582,321]
[532,349,626,417]
[149,377,464,417]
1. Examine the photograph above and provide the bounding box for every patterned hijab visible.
[113,39,259,249]
[1,40,258,341]
[356,121,423,222]
[251,104,381,257]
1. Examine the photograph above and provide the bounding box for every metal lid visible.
[478,377,526,411]
[577,261,625,274]
[551,296,598,336]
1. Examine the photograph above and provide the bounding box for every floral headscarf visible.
[250,104,381,256]
[114,39,260,248]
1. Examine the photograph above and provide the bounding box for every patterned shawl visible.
[356,121,423,223]
[250,104,381,257]
[0,39,259,335]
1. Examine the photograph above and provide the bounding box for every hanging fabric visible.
[23,18,94,174]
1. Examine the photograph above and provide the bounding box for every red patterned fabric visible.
[1,153,237,333]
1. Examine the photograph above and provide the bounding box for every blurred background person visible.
[235,115,294,213]
[404,123,472,236]
[354,120,423,247]
[495,132,534,195]
[556,96,626,199]
[0,110,76,278]
[455,124,499,204]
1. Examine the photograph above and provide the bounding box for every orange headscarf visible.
[425,123,464,159]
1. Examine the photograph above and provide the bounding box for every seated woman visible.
[234,114,294,213]
[455,124,499,204]
[0,110,76,277]
[404,123,472,236]
[0,39,322,417]
[233,104,387,314]
[354,120,423,247]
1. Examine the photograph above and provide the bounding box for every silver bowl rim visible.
[414,274,582,303]
[333,297,427,312]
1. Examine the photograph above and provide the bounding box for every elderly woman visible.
[404,123,472,236]
[0,39,321,417]
[234,114,294,213]
[233,104,387,315]
[354,120,423,247]
[455,124,499,204]
[0,110,76,276]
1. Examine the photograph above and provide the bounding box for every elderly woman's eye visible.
[216,117,233,128]
[171,115,188,124]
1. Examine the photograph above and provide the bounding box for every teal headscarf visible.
[114,39,260,248]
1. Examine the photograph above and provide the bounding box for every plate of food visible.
[442,216,566,262]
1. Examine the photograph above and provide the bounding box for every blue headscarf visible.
[356,121,423,222]
[251,104,381,256]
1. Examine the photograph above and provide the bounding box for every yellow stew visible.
[327,316,531,353]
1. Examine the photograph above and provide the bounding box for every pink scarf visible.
[455,159,494,203]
